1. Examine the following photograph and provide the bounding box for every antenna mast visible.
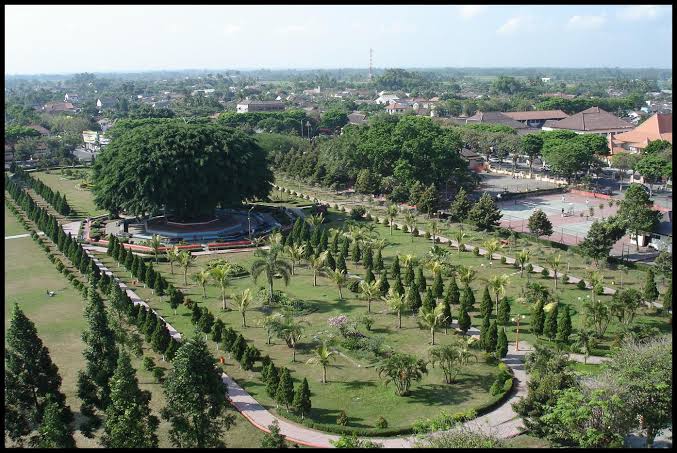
[369,48,373,80]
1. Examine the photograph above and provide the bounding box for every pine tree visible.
[211,319,225,346]
[340,238,349,259]
[365,266,375,284]
[125,250,134,273]
[486,320,498,353]
[479,313,491,350]
[5,304,73,444]
[232,334,246,363]
[325,251,336,271]
[144,313,158,343]
[497,297,511,325]
[390,255,401,277]
[556,305,572,343]
[152,321,171,356]
[363,245,373,269]
[266,363,280,397]
[138,259,147,284]
[292,377,312,419]
[132,254,141,278]
[378,272,390,296]
[198,308,215,340]
[319,229,329,252]
[350,240,361,263]
[240,347,254,371]
[404,262,415,286]
[260,420,287,448]
[461,286,475,311]
[480,286,492,318]
[154,275,165,301]
[330,230,340,254]
[276,368,295,411]
[544,303,559,340]
[412,268,426,295]
[441,293,453,334]
[458,304,471,333]
[102,351,159,448]
[310,227,321,249]
[643,268,659,303]
[191,303,202,325]
[531,299,545,337]
[30,394,76,448]
[165,339,180,362]
[393,274,405,296]
[432,272,444,300]
[374,249,384,274]
[336,253,347,273]
[423,288,435,313]
[496,328,508,358]
[161,334,233,447]
[107,234,116,256]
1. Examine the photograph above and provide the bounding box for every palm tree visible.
[165,246,179,274]
[259,314,282,345]
[403,212,417,242]
[329,269,349,300]
[192,268,211,299]
[386,204,399,236]
[587,271,604,304]
[209,264,231,310]
[359,280,381,313]
[482,239,501,262]
[455,337,479,368]
[143,234,162,264]
[232,288,252,327]
[488,274,510,316]
[574,328,596,364]
[418,304,447,345]
[376,353,428,396]
[268,232,284,247]
[383,288,407,329]
[306,341,337,383]
[547,254,562,290]
[516,249,531,278]
[274,315,305,362]
[251,247,292,304]
[307,251,327,287]
[400,254,416,268]
[428,220,440,245]
[177,250,195,286]
[371,238,387,253]
[306,213,325,230]
[453,229,467,255]
[285,244,306,275]
[458,266,477,288]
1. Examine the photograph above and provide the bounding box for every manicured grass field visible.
[32,169,108,218]
[5,205,28,236]
[4,212,265,447]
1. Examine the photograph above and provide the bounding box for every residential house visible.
[97,118,114,132]
[27,124,50,136]
[64,93,80,103]
[541,107,635,136]
[236,100,285,113]
[502,110,569,128]
[463,111,532,133]
[191,88,216,96]
[82,130,110,153]
[347,111,368,126]
[542,92,577,100]
[632,211,672,252]
[96,97,117,111]
[385,102,413,115]
[375,93,400,105]
[609,113,672,155]
[42,102,76,114]
[459,148,485,172]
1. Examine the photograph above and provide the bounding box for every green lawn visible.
[32,169,108,218]
[4,213,264,447]
[5,205,28,236]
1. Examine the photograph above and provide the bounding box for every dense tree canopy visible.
[92,122,272,220]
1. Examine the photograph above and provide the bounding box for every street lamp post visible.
[511,315,526,351]
[248,206,255,242]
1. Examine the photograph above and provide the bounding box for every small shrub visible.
[577,280,587,290]
[143,356,156,372]
[394,223,400,230]
[424,231,431,240]
[336,410,348,426]
[412,227,419,236]
[375,416,388,429]
[500,256,507,264]
[541,268,549,278]
[382,218,389,226]
[502,377,513,392]
[402,225,409,233]
[333,203,339,210]
[350,206,367,220]
[594,283,604,295]
[562,274,569,283]
[365,213,372,221]
[374,216,380,223]
[473,247,480,256]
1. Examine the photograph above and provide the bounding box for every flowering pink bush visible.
[328,315,350,329]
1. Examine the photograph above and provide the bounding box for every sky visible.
[4,4,673,74]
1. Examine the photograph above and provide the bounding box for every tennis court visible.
[497,192,622,245]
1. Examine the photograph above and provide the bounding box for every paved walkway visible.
[5,231,44,240]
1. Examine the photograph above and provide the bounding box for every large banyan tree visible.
[92,121,272,220]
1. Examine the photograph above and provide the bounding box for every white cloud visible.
[223,24,241,34]
[278,25,306,33]
[617,5,665,21]
[496,16,526,35]
[457,5,488,19]
[567,14,607,30]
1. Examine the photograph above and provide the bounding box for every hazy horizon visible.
[5,5,673,75]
